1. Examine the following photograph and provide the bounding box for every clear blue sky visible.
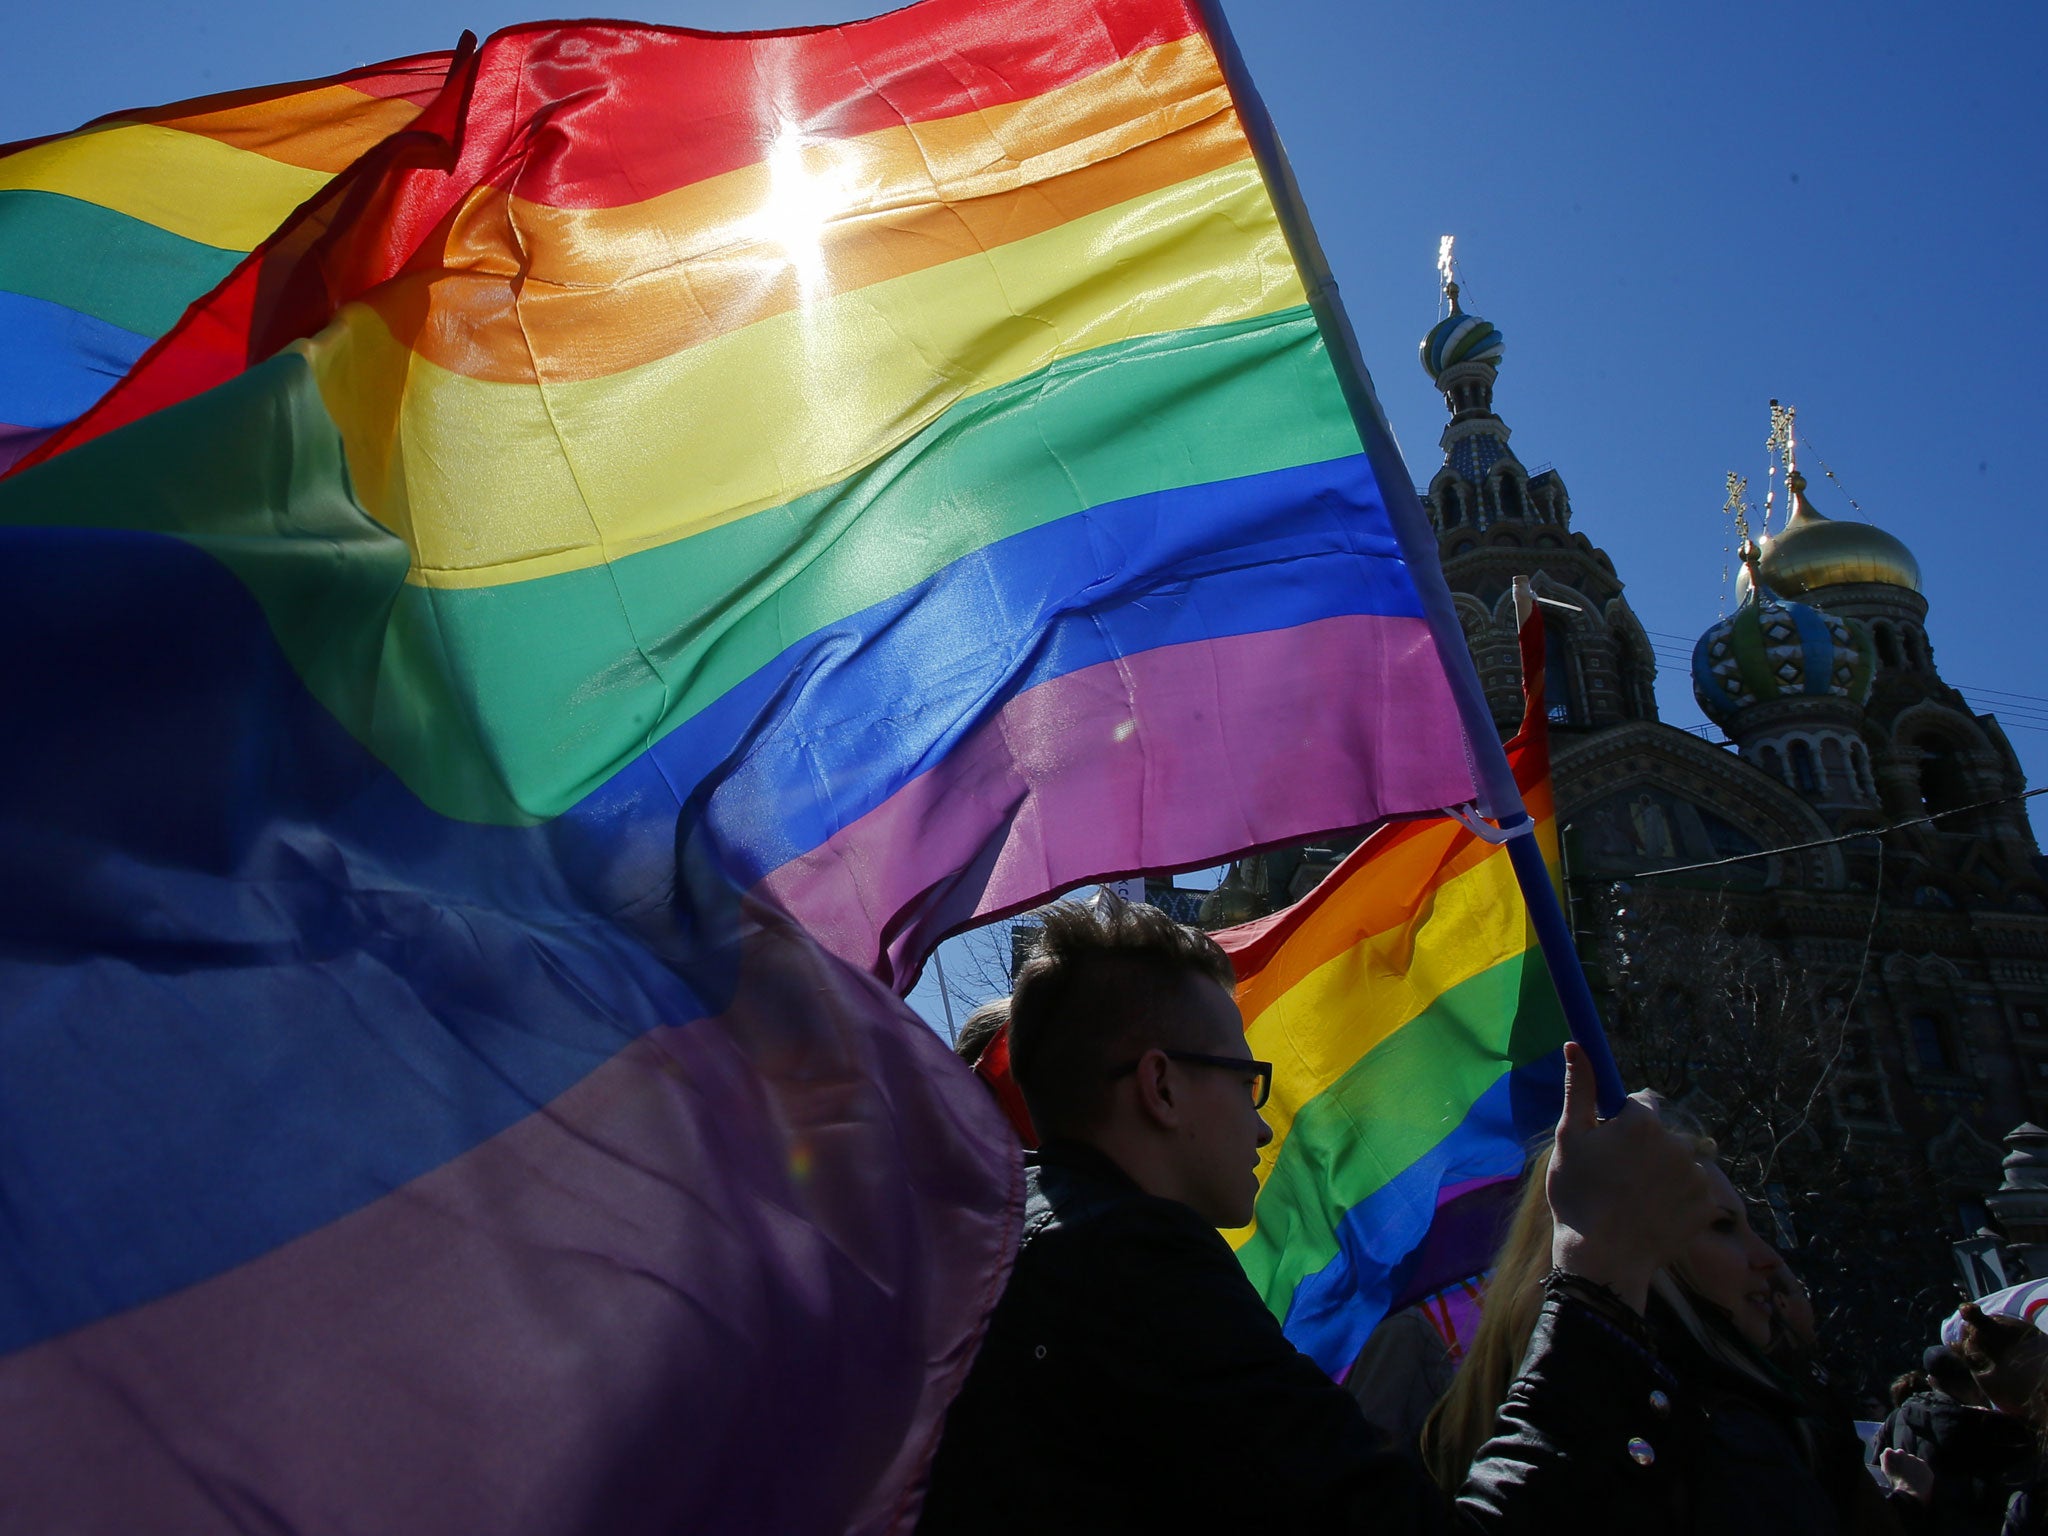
[8,0,2045,1025]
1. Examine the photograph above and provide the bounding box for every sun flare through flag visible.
[2,0,1501,1528]
[1216,602,1569,1378]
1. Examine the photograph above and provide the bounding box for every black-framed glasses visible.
[1108,1050,1272,1110]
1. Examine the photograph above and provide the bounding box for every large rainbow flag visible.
[0,50,456,470]
[1218,604,1569,1377]
[1,1,1499,1527]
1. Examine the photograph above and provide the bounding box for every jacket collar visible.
[1026,1137,1141,1193]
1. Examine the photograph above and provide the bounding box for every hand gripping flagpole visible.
[1195,0,1627,1116]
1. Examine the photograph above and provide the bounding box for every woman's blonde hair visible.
[1421,1110,1718,1492]
[1419,1145,1556,1492]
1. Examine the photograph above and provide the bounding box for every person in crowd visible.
[1418,1146,1560,1491]
[1959,1306,2048,1420]
[917,897,1725,1533]
[951,997,1010,1066]
[1343,1288,1465,1457]
[1424,1121,1910,1532]
[1951,1307,2048,1534]
[1893,1371,1934,1413]
[1878,1343,2030,1535]
[1645,1160,1903,1532]
[951,994,1037,1144]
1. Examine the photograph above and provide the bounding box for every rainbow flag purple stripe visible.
[1,1,1484,1526]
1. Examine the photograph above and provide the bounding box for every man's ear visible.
[1131,1047,1180,1130]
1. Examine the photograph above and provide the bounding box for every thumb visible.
[1557,1040,1596,1138]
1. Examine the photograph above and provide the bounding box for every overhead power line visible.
[1578,785,2048,882]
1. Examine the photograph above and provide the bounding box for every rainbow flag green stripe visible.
[1217,614,1565,1375]
[1236,946,1563,1311]
[0,190,243,338]
[0,54,450,466]
[9,305,1367,826]
[0,4,1500,1521]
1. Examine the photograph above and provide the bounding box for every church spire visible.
[1419,237,1504,420]
[1418,237,1537,534]
[1738,402,1922,599]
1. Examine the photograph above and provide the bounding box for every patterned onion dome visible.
[1420,283,1504,383]
[1736,471,1921,598]
[1692,585,1875,728]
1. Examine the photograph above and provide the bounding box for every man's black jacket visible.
[917,1140,1691,1534]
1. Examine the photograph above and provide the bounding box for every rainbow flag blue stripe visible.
[0,51,451,468]
[1217,611,1566,1375]
[0,2,1486,1525]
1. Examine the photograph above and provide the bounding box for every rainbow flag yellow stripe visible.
[0,53,452,467]
[0,4,1497,1519]
[1217,618,1565,1373]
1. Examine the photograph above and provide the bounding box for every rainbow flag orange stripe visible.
[0,52,453,469]
[0,2,1490,1523]
[1217,611,1566,1374]
[5,0,1479,983]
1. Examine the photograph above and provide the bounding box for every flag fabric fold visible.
[2,0,1495,1527]
[0,50,456,471]
[1217,603,1568,1377]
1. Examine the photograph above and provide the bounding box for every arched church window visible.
[1612,630,1652,722]
[1497,477,1525,520]
[1917,735,1968,817]
[1543,615,1580,726]
[1759,745,1786,783]
[1874,623,1901,671]
[1905,626,1931,671]
[1851,741,1875,796]
[1453,539,1476,557]
[1910,1011,1956,1072]
[1820,738,1846,793]
[1438,488,1463,529]
[1790,740,1819,794]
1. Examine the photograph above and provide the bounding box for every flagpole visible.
[1196,0,1626,1115]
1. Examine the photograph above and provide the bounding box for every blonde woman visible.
[1424,1138,1908,1533]
[1420,1145,1561,1493]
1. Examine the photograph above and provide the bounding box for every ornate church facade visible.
[1201,276,2048,1379]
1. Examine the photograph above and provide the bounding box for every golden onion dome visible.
[1199,863,1267,930]
[1738,471,1920,598]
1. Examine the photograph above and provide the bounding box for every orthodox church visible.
[1202,267,2048,1369]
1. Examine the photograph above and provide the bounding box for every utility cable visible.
[1570,785,2047,882]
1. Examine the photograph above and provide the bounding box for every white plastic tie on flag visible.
[1442,804,1536,845]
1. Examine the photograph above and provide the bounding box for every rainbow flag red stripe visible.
[0,52,453,470]
[0,2,1488,1525]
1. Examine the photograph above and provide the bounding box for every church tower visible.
[1692,529,1883,821]
[1418,267,1659,735]
[1706,419,2044,901]
[1203,257,2048,1392]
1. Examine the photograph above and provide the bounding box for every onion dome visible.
[1199,862,1267,930]
[1738,470,1921,598]
[1692,582,1875,728]
[1420,282,1504,383]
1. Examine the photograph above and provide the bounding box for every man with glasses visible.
[918,896,1721,1533]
